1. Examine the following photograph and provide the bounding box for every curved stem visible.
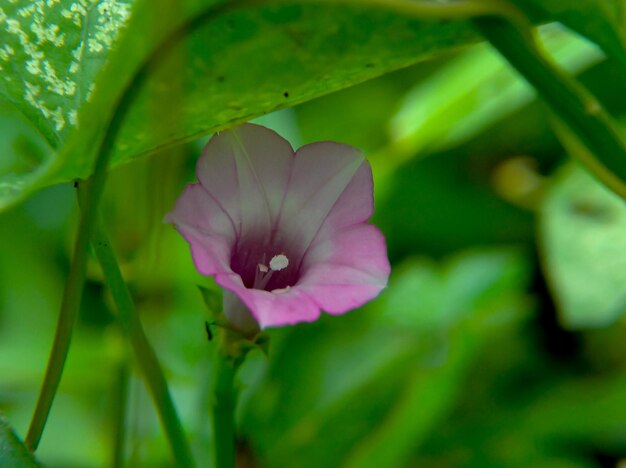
[211,349,239,468]
[349,0,626,200]
[24,217,88,450]
[25,98,121,453]
[111,361,130,468]
[22,0,251,456]
[86,211,195,468]
[473,16,626,200]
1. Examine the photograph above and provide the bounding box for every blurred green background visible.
[2,3,626,467]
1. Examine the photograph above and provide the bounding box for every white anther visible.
[271,286,291,294]
[258,263,268,273]
[269,254,289,271]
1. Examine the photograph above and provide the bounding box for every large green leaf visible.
[0,0,133,147]
[0,0,223,210]
[0,415,39,467]
[0,0,481,211]
[540,164,626,329]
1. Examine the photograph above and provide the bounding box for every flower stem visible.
[85,208,195,468]
[25,5,144,442]
[111,361,130,468]
[25,116,119,453]
[24,208,91,450]
[211,347,240,468]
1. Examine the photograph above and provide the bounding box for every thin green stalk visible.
[22,0,255,456]
[111,361,130,468]
[24,203,91,450]
[473,16,626,200]
[23,0,246,456]
[25,96,121,454]
[85,211,195,468]
[211,349,239,468]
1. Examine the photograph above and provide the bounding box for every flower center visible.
[253,254,290,290]
[230,239,299,291]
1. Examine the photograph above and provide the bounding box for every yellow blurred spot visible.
[492,156,543,209]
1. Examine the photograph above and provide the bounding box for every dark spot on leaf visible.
[217,75,225,83]
[73,180,78,188]
[283,91,289,98]
[569,200,615,223]
[365,62,375,68]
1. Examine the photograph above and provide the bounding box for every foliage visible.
[2,0,626,466]
[0,416,39,467]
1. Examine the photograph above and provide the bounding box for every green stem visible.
[25,97,121,454]
[85,210,195,468]
[111,361,130,468]
[211,348,239,468]
[24,211,89,450]
[473,16,626,200]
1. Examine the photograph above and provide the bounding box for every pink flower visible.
[165,124,390,332]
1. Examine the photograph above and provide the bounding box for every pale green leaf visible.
[540,164,626,329]
[510,0,626,76]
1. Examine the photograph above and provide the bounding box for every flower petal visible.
[164,184,235,275]
[177,228,233,276]
[314,158,374,236]
[298,223,390,314]
[277,141,368,261]
[216,273,321,328]
[196,124,294,245]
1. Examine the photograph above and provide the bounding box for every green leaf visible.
[510,0,626,77]
[0,0,220,210]
[197,284,222,318]
[540,164,626,329]
[0,0,481,211]
[0,415,39,467]
[389,24,602,159]
[0,0,134,147]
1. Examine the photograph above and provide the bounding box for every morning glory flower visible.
[165,124,390,333]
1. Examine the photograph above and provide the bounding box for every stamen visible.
[252,255,289,291]
[253,263,268,289]
[269,254,289,271]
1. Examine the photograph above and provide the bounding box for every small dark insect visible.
[283,91,289,98]
[73,180,78,188]
[204,321,213,341]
